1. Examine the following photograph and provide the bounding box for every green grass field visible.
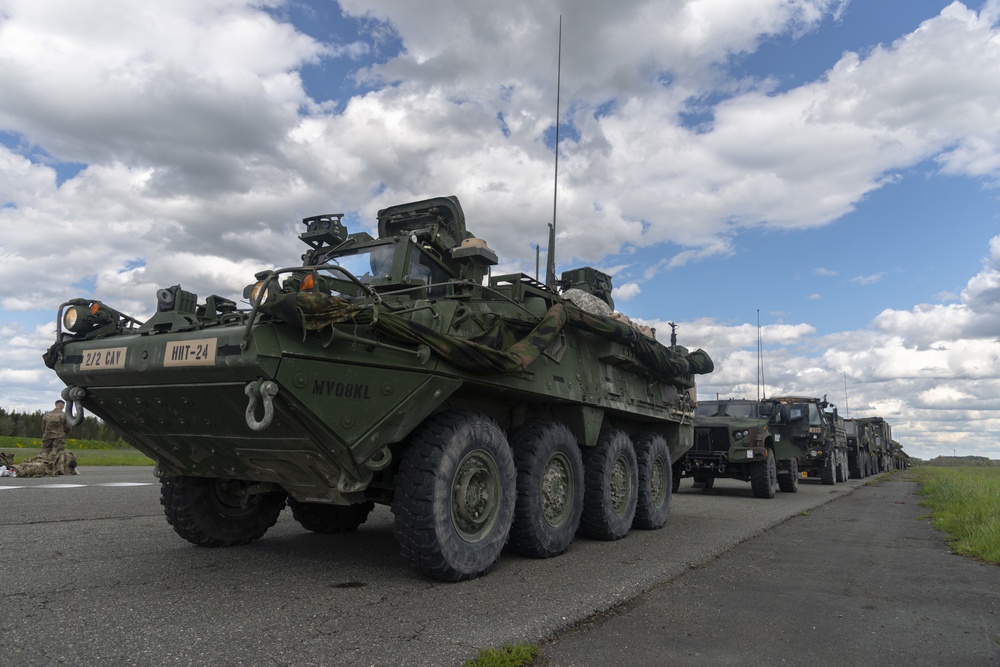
[913,466,1000,565]
[0,436,153,466]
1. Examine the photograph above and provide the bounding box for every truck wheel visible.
[508,421,584,558]
[820,456,835,485]
[160,475,286,547]
[391,410,516,581]
[632,433,672,530]
[693,474,716,490]
[579,428,638,540]
[671,462,682,494]
[777,457,799,493]
[750,450,777,499]
[288,499,374,533]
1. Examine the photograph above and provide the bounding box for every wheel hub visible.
[610,454,632,516]
[452,450,500,542]
[541,452,573,527]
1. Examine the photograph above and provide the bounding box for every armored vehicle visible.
[679,399,786,498]
[844,418,875,479]
[44,195,713,581]
[759,396,848,485]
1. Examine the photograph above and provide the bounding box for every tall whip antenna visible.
[546,15,562,288]
[757,309,766,401]
[843,371,850,419]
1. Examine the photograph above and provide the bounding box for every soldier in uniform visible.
[41,399,71,457]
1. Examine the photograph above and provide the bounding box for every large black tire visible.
[671,462,682,494]
[579,428,638,541]
[391,411,516,581]
[750,450,777,499]
[777,457,799,493]
[820,456,835,485]
[288,499,374,533]
[508,421,584,558]
[850,456,862,480]
[160,476,286,547]
[632,433,672,530]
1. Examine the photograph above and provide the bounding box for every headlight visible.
[810,449,819,458]
[63,306,81,331]
[63,303,101,332]
[733,430,748,441]
[244,281,270,304]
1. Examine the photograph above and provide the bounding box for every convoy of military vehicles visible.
[680,395,906,498]
[42,194,907,580]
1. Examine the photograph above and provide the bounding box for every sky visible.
[1,0,999,460]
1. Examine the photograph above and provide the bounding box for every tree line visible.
[0,406,122,443]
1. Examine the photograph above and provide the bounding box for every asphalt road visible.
[2,466,992,666]
[537,474,1000,666]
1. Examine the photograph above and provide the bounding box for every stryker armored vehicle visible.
[844,418,875,479]
[44,195,713,581]
[679,399,788,498]
[759,396,848,485]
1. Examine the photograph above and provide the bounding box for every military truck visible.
[679,399,785,498]
[759,396,848,485]
[856,417,893,473]
[844,418,875,479]
[44,195,713,581]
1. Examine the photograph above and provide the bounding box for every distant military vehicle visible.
[844,418,875,479]
[44,195,713,581]
[856,417,893,473]
[759,396,848,485]
[679,399,785,498]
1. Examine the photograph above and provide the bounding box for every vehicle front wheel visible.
[508,420,584,558]
[391,410,516,581]
[777,457,799,493]
[820,456,835,485]
[160,476,286,547]
[750,450,777,499]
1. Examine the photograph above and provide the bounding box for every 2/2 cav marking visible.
[81,347,127,370]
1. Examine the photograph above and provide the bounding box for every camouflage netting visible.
[263,292,713,381]
[11,451,78,477]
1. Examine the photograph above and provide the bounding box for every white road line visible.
[95,482,155,487]
[0,482,155,489]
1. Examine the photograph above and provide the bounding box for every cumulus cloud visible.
[2,1,1000,459]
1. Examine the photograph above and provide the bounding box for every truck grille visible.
[693,427,730,453]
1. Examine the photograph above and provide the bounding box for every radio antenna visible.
[843,371,850,419]
[757,309,766,401]
[546,15,562,288]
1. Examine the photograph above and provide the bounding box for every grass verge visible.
[913,466,1000,564]
[1,447,154,466]
[465,644,539,667]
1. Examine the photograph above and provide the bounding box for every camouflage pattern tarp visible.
[262,292,713,381]
[12,451,78,477]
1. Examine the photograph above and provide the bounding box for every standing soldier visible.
[41,399,71,457]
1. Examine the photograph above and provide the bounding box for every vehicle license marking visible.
[163,339,217,367]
